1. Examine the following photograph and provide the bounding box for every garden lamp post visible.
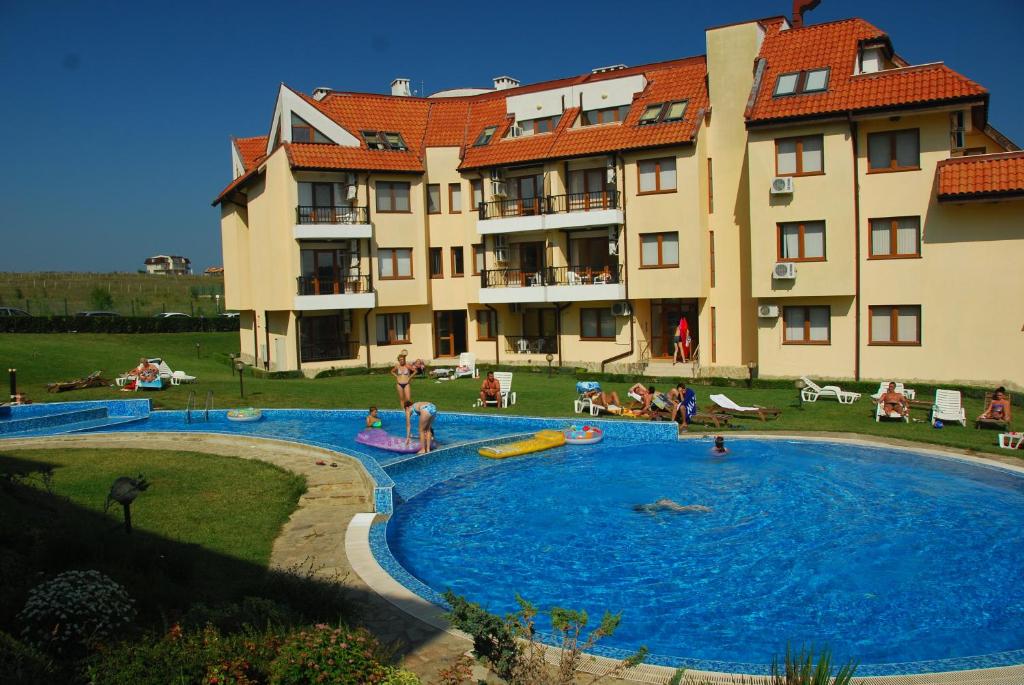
[545,353,554,378]
[229,353,236,376]
[8,368,16,404]
[795,378,805,408]
[195,342,201,360]
[235,359,245,398]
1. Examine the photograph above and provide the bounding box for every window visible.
[477,309,496,340]
[582,105,630,125]
[773,69,830,96]
[709,231,716,288]
[640,232,679,268]
[474,126,497,146]
[869,305,921,345]
[870,217,921,258]
[362,130,406,150]
[638,103,665,124]
[427,184,441,214]
[637,157,677,193]
[291,113,331,143]
[778,221,825,261]
[472,244,484,274]
[581,308,616,340]
[375,181,410,212]
[519,115,561,135]
[429,247,443,278]
[451,246,465,277]
[448,183,462,213]
[663,100,688,121]
[300,313,353,363]
[775,135,824,176]
[376,313,410,345]
[868,129,920,172]
[707,158,714,213]
[783,306,831,344]
[471,180,483,209]
[378,248,412,279]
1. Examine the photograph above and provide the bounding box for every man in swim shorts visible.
[479,372,502,407]
[633,498,712,514]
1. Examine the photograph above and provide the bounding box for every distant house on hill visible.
[204,266,224,276]
[144,255,191,275]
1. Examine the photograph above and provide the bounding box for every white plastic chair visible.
[875,402,909,423]
[567,271,582,285]
[476,371,515,407]
[454,352,477,379]
[870,381,916,401]
[932,389,966,427]
[800,376,860,404]
[170,370,197,385]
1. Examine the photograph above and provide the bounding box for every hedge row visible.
[0,316,240,334]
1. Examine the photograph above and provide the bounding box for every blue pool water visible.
[386,438,1024,674]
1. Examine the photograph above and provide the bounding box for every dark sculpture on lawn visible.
[105,474,150,534]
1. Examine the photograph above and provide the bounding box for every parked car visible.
[0,307,30,317]
[219,312,239,319]
[154,312,191,318]
[75,311,120,317]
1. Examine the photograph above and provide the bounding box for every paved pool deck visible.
[4,429,1024,684]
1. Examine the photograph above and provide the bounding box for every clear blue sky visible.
[1,0,1020,273]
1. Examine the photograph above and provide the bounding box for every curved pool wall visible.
[8,401,1024,677]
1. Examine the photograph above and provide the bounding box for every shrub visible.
[182,596,295,633]
[0,315,240,334]
[269,623,390,685]
[769,644,857,685]
[0,630,59,684]
[17,569,135,653]
[382,667,422,684]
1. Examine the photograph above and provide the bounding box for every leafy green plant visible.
[769,644,858,685]
[89,287,114,311]
[268,623,391,685]
[444,591,646,685]
[0,629,59,684]
[17,569,135,653]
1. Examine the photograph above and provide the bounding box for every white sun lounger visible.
[875,402,909,423]
[932,389,966,427]
[800,376,861,404]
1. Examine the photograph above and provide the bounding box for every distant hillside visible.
[0,272,226,317]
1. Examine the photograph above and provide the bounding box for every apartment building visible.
[144,254,192,275]
[214,8,1024,389]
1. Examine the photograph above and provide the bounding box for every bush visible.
[0,315,239,334]
[0,630,59,684]
[17,569,135,653]
[182,597,296,633]
[268,623,390,685]
[382,667,421,684]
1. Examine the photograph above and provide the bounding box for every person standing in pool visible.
[404,400,438,455]
[711,436,728,454]
[366,406,382,429]
[391,353,417,407]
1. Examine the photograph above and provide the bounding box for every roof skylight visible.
[773,68,830,98]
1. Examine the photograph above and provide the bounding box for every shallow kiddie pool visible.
[383,437,1024,675]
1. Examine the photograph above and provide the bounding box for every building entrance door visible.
[650,299,699,359]
[434,310,468,358]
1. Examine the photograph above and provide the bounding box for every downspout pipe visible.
[363,308,373,369]
[600,153,633,372]
[295,312,302,373]
[263,310,271,370]
[484,304,500,365]
[555,302,570,368]
[849,116,862,381]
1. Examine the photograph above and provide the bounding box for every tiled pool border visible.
[7,402,1024,679]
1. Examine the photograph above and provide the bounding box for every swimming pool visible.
[384,437,1024,675]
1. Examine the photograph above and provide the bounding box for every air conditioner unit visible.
[611,301,631,317]
[489,168,504,181]
[509,303,523,313]
[508,125,523,138]
[772,262,797,279]
[770,176,794,195]
[491,180,508,197]
[346,185,358,201]
[757,304,780,318]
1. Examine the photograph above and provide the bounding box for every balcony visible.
[293,206,372,240]
[300,339,361,364]
[505,335,557,355]
[294,275,376,311]
[476,191,624,235]
[478,264,625,304]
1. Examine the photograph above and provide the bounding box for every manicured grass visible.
[5,448,305,567]
[0,332,1016,457]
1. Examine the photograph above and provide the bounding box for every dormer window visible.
[361,131,407,151]
[582,105,630,126]
[519,114,561,136]
[859,46,884,74]
[773,68,830,97]
[291,113,332,143]
[474,126,497,146]
[638,103,665,124]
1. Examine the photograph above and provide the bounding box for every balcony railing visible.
[300,339,361,363]
[506,335,557,355]
[297,274,372,296]
[480,264,623,289]
[477,191,620,219]
[296,205,369,224]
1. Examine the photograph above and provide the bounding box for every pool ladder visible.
[185,390,214,424]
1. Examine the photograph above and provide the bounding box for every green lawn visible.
[0,332,1016,457]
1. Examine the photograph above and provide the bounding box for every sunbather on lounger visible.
[877,382,908,417]
[584,389,622,414]
[978,387,1011,424]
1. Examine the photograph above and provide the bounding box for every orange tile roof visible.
[284,142,423,172]
[747,18,987,124]
[212,164,263,206]
[234,136,268,171]
[936,152,1024,201]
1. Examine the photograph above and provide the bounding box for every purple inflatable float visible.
[355,429,435,454]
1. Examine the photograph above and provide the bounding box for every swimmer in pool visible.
[711,436,728,454]
[633,498,712,514]
[366,406,382,429]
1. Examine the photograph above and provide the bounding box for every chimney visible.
[791,0,821,29]
[391,78,411,97]
[492,76,520,91]
[312,86,331,101]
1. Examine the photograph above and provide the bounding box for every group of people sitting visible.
[581,382,698,425]
[876,382,1012,426]
[119,357,160,391]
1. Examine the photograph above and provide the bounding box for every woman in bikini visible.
[404,400,438,455]
[978,387,1012,424]
[391,354,416,407]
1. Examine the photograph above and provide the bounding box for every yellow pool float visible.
[478,430,566,459]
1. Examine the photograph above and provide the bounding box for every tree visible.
[89,287,114,311]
